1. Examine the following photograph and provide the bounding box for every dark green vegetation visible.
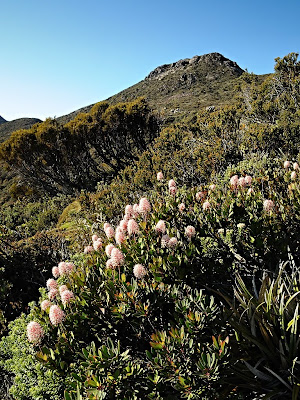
[0,52,299,399]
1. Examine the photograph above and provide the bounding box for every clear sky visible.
[1,0,299,121]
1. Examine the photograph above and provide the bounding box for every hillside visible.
[57,52,267,125]
[0,118,42,143]
[0,52,299,400]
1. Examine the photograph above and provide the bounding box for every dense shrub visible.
[1,154,298,399]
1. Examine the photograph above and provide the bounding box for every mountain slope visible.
[0,118,42,143]
[0,116,6,124]
[57,52,257,125]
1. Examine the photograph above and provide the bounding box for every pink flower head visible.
[119,219,128,232]
[185,225,196,239]
[41,300,52,311]
[161,234,170,248]
[48,288,58,300]
[65,262,75,274]
[105,244,115,257]
[195,191,205,201]
[105,226,115,239]
[59,285,68,295]
[293,162,299,170]
[49,305,65,326]
[92,234,98,242]
[245,175,252,185]
[133,204,140,217]
[209,184,216,191]
[84,245,94,254]
[263,199,275,212]
[52,266,60,278]
[155,220,166,234]
[93,238,103,251]
[27,321,44,344]
[111,248,125,267]
[61,290,75,306]
[115,231,126,245]
[103,222,110,230]
[168,237,178,248]
[247,187,254,195]
[139,197,151,215]
[168,179,176,189]
[133,264,147,279]
[238,177,246,188]
[125,205,133,218]
[157,171,164,181]
[178,203,185,212]
[58,261,68,276]
[106,259,114,269]
[230,175,239,188]
[203,201,211,211]
[169,186,177,195]
[284,161,290,169]
[127,219,139,236]
[46,278,57,291]
[291,171,297,180]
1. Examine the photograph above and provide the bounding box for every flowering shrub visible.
[2,153,300,399]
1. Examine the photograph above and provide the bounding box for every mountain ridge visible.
[56,52,255,125]
[0,117,42,143]
[1,52,267,136]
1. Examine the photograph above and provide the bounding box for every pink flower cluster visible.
[48,288,58,300]
[92,234,102,251]
[203,201,211,211]
[139,197,151,215]
[160,235,178,249]
[57,261,75,276]
[230,174,252,189]
[263,199,275,212]
[41,300,52,311]
[115,228,126,245]
[185,225,196,239]
[49,305,65,326]
[110,247,125,268]
[157,171,164,181]
[105,244,115,257]
[195,191,205,201]
[104,223,115,239]
[46,278,57,291]
[178,203,185,212]
[27,321,44,344]
[59,285,68,294]
[105,243,125,269]
[61,290,75,306]
[133,264,147,279]
[168,179,177,195]
[128,219,139,236]
[155,220,166,234]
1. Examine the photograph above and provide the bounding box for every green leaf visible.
[64,390,72,400]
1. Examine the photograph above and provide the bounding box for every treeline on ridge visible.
[0,98,159,195]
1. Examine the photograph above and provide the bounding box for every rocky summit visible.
[145,52,244,81]
[58,52,250,125]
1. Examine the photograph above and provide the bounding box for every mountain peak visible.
[0,116,6,124]
[145,52,244,81]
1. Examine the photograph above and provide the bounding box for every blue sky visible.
[1,0,299,121]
